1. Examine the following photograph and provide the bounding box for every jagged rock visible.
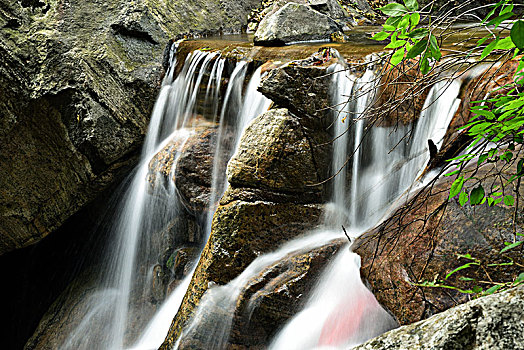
[177,239,345,349]
[160,200,325,350]
[228,108,331,198]
[229,239,345,348]
[353,164,524,326]
[0,0,261,256]
[354,285,524,350]
[248,0,372,32]
[254,3,342,46]
[259,65,334,127]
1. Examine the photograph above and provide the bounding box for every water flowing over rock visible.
[254,3,342,46]
[353,163,524,326]
[177,239,345,349]
[160,105,334,349]
[148,123,235,215]
[353,285,524,350]
[0,0,260,256]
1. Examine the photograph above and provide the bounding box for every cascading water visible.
[269,55,463,349]
[172,52,462,349]
[61,47,271,350]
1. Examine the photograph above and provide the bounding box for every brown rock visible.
[353,164,524,326]
[228,108,331,198]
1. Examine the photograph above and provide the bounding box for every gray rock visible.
[0,0,260,255]
[354,286,524,350]
[227,108,331,198]
[254,3,342,46]
[259,63,334,127]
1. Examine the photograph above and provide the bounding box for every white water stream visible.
[62,43,462,349]
[61,48,270,350]
[270,59,462,349]
[172,55,463,350]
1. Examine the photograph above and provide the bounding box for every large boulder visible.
[353,164,524,326]
[354,285,524,350]
[228,108,331,199]
[0,0,260,256]
[160,107,333,349]
[254,3,342,46]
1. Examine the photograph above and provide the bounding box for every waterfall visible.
[169,53,462,349]
[269,56,462,349]
[61,48,270,350]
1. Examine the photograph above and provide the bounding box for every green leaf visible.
[383,24,396,31]
[500,3,514,15]
[473,109,496,120]
[399,14,410,29]
[481,38,499,60]
[445,263,475,280]
[449,176,464,199]
[487,12,515,28]
[483,284,502,295]
[386,40,407,49]
[511,21,524,50]
[385,16,402,26]
[470,185,485,205]
[459,191,469,206]
[403,0,419,11]
[379,3,410,16]
[504,195,515,206]
[494,36,516,50]
[408,28,428,40]
[406,39,427,59]
[500,240,523,253]
[391,47,406,65]
[429,34,442,60]
[410,12,420,27]
[478,153,489,165]
[420,56,430,74]
[458,190,471,205]
[516,272,524,283]
[459,276,475,281]
[372,31,391,41]
[472,286,483,294]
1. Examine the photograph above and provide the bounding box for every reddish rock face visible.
[353,164,524,326]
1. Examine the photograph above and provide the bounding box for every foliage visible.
[373,0,524,298]
[414,236,524,297]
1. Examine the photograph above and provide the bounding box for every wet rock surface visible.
[160,106,334,349]
[0,0,260,255]
[177,239,345,349]
[254,3,342,46]
[354,285,524,350]
[228,108,331,198]
[353,164,524,326]
[147,123,234,215]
